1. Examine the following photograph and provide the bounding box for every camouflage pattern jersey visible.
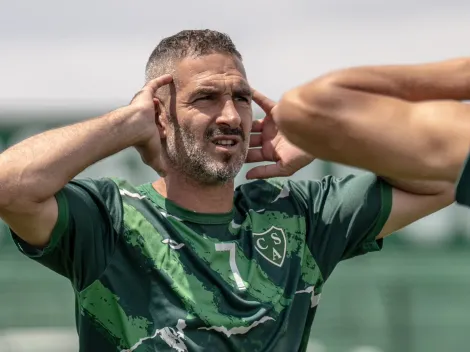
[12,173,392,352]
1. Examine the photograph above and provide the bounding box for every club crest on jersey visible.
[253,226,287,267]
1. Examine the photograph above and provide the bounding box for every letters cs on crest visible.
[253,226,287,267]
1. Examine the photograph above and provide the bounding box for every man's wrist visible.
[106,105,150,148]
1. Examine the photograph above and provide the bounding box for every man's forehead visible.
[175,54,249,90]
[191,77,251,92]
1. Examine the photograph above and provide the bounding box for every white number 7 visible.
[215,243,247,291]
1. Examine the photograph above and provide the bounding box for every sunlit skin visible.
[152,53,313,214]
[153,54,254,212]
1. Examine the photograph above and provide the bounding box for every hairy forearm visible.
[0,106,142,209]
[325,57,470,101]
[275,57,470,183]
[277,96,470,183]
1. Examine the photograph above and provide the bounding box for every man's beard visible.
[164,120,248,186]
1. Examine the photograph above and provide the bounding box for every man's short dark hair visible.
[145,29,243,82]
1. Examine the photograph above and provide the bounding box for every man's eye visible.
[195,95,213,101]
[234,96,250,103]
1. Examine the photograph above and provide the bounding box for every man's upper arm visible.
[0,195,61,249]
[377,181,455,239]
[8,178,123,291]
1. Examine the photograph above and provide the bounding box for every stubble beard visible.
[164,121,248,186]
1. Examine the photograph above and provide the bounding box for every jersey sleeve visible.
[289,173,393,280]
[10,178,124,291]
[456,152,470,207]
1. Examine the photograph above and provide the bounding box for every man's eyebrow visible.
[190,86,221,97]
[233,86,253,98]
[189,85,253,98]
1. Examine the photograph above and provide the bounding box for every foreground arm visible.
[0,75,172,248]
[273,58,470,237]
[275,57,470,183]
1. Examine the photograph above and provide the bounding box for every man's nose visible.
[215,99,242,129]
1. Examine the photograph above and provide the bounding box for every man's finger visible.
[246,163,284,180]
[252,89,276,114]
[131,75,173,104]
[249,134,262,148]
[144,74,173,94]
[251,119,264,133]
[245,149,265,163]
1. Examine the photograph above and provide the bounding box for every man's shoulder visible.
[234,175,366,209]
[68,176,146,202]
[236,177,284,190]
[235,178,285,200]
[107,177,143,195]
[234,178,320,208]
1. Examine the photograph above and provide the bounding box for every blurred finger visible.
[245,149,265,163]
[249,134,262,148]
[246,163,283,180]
[251,119,264,133]
[252,89,276,114]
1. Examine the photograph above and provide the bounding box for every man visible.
[272,57,470,206]
[0,30,454,352]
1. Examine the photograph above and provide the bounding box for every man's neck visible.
[152,173,235,214]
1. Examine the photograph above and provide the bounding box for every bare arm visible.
[0,75,172,247]
[275,57,470,183]
[273,58,470,238]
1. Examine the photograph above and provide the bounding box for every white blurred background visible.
[1,1,470,351]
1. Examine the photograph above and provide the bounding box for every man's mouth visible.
[211,136,241,147]
[213,140,237,146]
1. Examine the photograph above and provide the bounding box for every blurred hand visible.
[245,89,314,179]
[130,74,173,176]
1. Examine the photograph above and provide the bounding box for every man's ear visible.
[154,98,168,139]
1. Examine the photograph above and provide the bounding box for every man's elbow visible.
[274,79,345,148]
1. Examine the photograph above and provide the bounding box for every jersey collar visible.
[139,183,235,224]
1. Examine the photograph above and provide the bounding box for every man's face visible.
[163,53,253,185]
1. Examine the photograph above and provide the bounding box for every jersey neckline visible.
[139,183,235,224]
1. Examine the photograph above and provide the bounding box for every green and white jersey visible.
[12,173,392,352]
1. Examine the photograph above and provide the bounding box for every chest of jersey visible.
[126,195,319,299]
[78,189,323,352]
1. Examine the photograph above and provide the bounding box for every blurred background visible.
[1,0,470,351]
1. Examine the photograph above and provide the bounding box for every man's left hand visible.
[245,90,314,179]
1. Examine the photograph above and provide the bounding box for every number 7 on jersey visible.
[215,242,247,292]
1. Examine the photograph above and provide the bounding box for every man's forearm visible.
[324,57,470,101]
[275,58,470,184]
[0,106,143,210]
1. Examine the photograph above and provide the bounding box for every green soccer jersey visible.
[12,173,392,352]
[456,152,470,207]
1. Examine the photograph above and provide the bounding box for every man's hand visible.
[130,74,173,176]
[0,73,173,248]
[245,90,314,180]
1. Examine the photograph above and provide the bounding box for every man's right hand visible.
[129,74,173,176]
[245,89,314,180]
